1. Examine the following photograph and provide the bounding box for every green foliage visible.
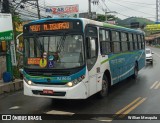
[12,14,22,37]
[12,14,23,79]
[107,14,118,21]
[96,14,106,22]
[13,66,20,79]
[12,14,21,23]
[117,17,154,28]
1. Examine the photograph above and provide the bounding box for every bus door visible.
[85,26,100,96]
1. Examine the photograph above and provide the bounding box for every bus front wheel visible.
[97,76,109,98]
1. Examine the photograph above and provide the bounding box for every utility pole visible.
[156,0,158,22]
[88,0,92,19]
[0,0,2,12]
[36,0,41,19]
[1,0,10,13]
[156,0,160,22]
[28,0,41,19]
[21,0,41,19]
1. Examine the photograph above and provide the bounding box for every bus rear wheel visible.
[97,76,109,98]
[132,64,138,79]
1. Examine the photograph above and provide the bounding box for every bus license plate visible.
[43,89,54,94]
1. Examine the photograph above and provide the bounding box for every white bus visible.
[23,18,145,99]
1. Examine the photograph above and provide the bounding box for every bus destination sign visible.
[29,22,73,32]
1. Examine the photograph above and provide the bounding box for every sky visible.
[38,0,156,21]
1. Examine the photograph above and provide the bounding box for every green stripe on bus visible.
[101,52,139,65]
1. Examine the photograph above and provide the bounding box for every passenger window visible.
[100,29,111,54]
[141,35,145,49]
[121,32,128,52]
[138,35,142,49]
[128,34,133,51]
[112,31,120,53]
[133,34,138,50]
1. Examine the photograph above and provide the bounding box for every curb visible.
[0,81,23,95]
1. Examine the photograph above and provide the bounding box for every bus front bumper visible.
[23,80,88,99]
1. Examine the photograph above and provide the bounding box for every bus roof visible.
[25,18,144,34]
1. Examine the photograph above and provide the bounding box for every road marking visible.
[9,106,20,110]
[115,97,141,115]
[155,81,160,89]
[45,110,74,116]
[92,117,113,122]
[119,98,147,118]
[150,81,159,89]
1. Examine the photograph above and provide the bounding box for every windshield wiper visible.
[34,35,43,57]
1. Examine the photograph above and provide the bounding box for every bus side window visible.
[112,31,120,53]
[86,37,97,59]
[138,35,142,49]
[121,32,128,52]
[100,29,111,54]
[86,37,98,70]
[141,35,145,49]
[129,33,133,51]
[133,34,138,50]
[85,25,98,70]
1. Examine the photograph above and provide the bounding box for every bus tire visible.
[132,64,138,79]
[97,76,109,98]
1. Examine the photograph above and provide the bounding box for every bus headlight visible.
[24,77,32,85]
[67,82,73,87]
[28,80,32,85]
[66,75,85,87]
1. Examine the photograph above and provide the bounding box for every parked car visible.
[145,48,153,64]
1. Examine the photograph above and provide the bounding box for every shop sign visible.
[46,4,79,15]
[0,13,13,41]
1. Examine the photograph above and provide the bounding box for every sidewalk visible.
[0,79,23,95]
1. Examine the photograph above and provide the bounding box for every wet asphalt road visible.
[0,46,160,123]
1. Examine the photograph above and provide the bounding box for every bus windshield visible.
[24,34,85,69]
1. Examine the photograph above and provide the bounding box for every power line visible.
[112,0,155,5]
[10,0,47,19]
[112,0,156,9]
[100,0,111,12]
[108,0,155,16]
[99,0,131,18]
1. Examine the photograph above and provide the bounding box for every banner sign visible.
[46,4,79,15]
[1,114,160,121]
[145,24,160,31]
[0,14,13,41]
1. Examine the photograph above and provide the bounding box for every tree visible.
[96,14,106,22]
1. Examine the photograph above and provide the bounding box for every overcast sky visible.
[39,0,156,21]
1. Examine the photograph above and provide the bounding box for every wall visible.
[0,56,6,79]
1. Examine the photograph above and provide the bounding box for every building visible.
[145,33,160,46]
[0,42,7,80]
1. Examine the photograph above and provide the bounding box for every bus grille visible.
[32,82,67,85]
[24,69,71,76]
